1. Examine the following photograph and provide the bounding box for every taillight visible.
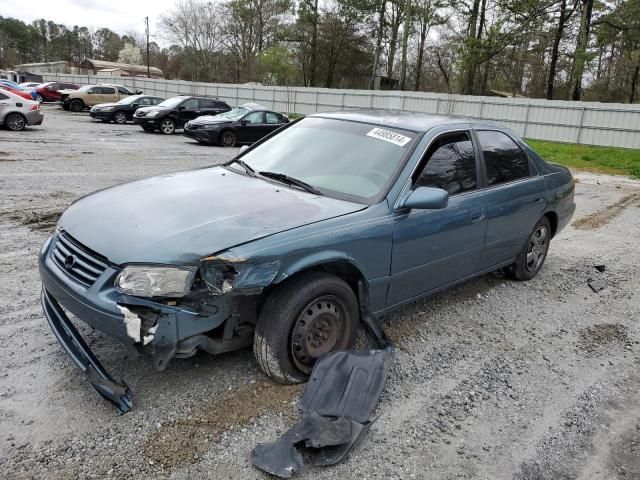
[30,103,39,111]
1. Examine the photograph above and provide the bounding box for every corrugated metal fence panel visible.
[42,74,640,148]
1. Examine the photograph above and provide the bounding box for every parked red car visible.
[0,84,33,101]
[34,82,80,102]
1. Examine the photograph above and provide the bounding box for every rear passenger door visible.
[474,129,547,270]
[388,130,488,305]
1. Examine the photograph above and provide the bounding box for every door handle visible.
[471,213,486,224]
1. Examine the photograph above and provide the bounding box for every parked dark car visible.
[39,112,575,413]
[133,96,231,134]
[90,95,165,124]
[184,102,289,146]
[34,81,80,102]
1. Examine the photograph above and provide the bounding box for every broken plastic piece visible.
[588,279,605,292]
[594,264,606,272]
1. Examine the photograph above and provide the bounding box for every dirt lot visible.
[1,107,639,480]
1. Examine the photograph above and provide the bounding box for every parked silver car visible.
[0,89,44,131]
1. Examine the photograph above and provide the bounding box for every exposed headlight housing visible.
[115,265,196,298]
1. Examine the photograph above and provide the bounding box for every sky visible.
[0,0,177,44]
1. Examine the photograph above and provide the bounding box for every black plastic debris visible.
[252,285,393,478]
[594,264,606,273]
[251,349,392,477]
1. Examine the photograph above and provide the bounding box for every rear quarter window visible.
[476,130,532,186]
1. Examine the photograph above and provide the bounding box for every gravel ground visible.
[1,107,639,480]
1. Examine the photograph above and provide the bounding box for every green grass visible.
[526,139,640,179]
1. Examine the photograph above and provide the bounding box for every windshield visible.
[240,117,418,202]
[157,97,185,108]
[118,95,143,105]
[217,107,249,120]
[77,85,93,92]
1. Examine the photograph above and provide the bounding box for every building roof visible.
[312,111,473,132]
[84,59,162,76]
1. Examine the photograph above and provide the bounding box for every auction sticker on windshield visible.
[366,127,412,147]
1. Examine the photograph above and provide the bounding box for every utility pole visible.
[144,16,150,78]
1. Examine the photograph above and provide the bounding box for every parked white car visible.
[0,89,44,131]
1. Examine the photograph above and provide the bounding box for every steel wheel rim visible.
[6,114,25,130]
[525,225,549,272]
[222,133,235,147]
[290,295,348,374]
[114,112,126,124]
[161,120,174,134]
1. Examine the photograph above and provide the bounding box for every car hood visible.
[136,106,169,115]
[92,102,119,109]
[189,116,231,126]
[59,166,366,265]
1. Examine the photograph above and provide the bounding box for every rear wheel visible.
[507,216,551,281]
[69,99,84,112]
[253,272,359,383]
[113,111,127,124]
[219,130,237,147]
[159,118,175,134]
[5,112,26,131]
[36,94,44,103]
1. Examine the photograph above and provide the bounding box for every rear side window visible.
[182,98,199,109]
[414,132,477,195]
[0,92,8,100]
[477,130,531,186]
[266,112,282,124]
[99,87,116,94]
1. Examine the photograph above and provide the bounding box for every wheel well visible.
[544,211,558,237]
[261,261,365,307]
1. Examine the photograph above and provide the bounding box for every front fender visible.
[274,250,369,285]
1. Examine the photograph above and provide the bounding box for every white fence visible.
[43,73,640,149]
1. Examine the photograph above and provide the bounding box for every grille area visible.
[51,232,108,287]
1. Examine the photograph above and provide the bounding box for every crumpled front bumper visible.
[41,289,133,414]
[184,127,219,143]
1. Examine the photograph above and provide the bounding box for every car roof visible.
[310,111,478,133]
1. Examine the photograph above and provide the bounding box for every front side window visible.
[117,86,131,94]
[137,97,152,106]
[244,112,264,124]
[239,117,418,202]
[182,99,198,110]
[477,130,531,186]
[414,132,477,195]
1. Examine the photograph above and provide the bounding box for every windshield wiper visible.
[259,171,323,195]
[225,158,256,177]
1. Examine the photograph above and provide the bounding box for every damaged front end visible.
[39,232,281,413]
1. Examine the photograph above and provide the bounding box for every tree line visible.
[1,0,639,103]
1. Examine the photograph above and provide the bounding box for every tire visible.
[113,111,127,124]
[253,271,359,384]
[507,216,552,281]
[62,105,70,111]
[36,94,44,103]
[5,112,26,131]
[219,130,236,147]
[69,99,84,112]
[159,118,175,134]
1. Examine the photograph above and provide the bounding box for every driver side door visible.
[388,130,488,306]
[176,98,199,127]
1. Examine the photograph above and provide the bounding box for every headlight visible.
[115,265,196,298]
[147,110,160,117]
[102,106,115,112]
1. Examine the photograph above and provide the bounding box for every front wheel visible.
[159,118,175,134]
[507,216,551,281]
[113,111,127,124]
[69,99,84,112]
[5,112,26,131]
[219,130,236,147]
[253,272,359,383]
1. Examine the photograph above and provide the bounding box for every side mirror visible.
[131,103,139,108]
[178,105,186,111]
[240,120,247,126]
[399,187,448,210]
[87,90,93,94]
[135,90,143,94]
[238,145,249,154]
